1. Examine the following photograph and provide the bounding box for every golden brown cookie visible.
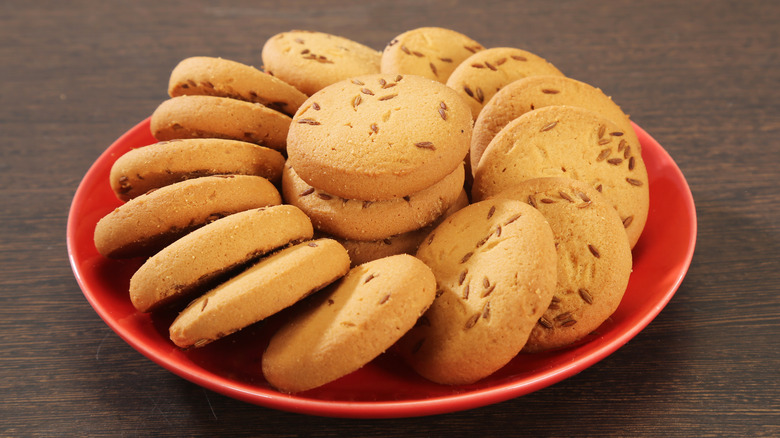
[261,30,381,96]
[169,238,350,348]
[167,56,308,116]
[470,75,638,173]
[109,138,285,201]
[129,205,313,313]
[397,198,557,385]
[335,189,469,266]
[150,95,291,151]
[490,177,632,352]
[94,175,282,259]
[286,73,472,201]
[262,254,436,393]
[380,27,484,83]
[282,162,465,241]
[472,105,648,248]
[445,47,565,119]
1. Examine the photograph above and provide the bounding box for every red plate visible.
[67,119,696,418]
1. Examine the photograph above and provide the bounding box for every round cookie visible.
[336,189,469,266]
[491,177,632,352]
[282,162,465,241]
[380,27,484,83]
[109,138,286,201]
[472,105,649,248]
[94,175,282,259]
[286,74,473,201]
[261,30,381,96]
[397,199,557,385]
[129,204,313,313]
[471,75,639,173]
[445,47,565,119]
[169,238,350,349]
[150,95,291,151]
[262,254,437,393]
[168,56,308,116]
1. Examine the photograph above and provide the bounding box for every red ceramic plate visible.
[67,118,696,418]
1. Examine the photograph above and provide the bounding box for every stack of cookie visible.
[283,73,473,265]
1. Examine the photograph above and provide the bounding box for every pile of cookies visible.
[92,27,649,393]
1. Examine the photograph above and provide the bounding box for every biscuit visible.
[262,254,437,393]
[472,105,649,248]
[169,238,350,348]
[261,30,381,96]
[471,75,639,173]
[491,177,632,352]
[94,175,282,259]
[109,138,285,201]
[445,47,565,119]
[168,56,308,116]
[380,27,484,83]
[336,189,469,266]
[282,162,465,241]
[129,204,313,313]
[286,74,473,201]
[397,199,557,385]
[150,95,291,151]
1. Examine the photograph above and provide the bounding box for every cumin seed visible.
[540,121,558,132]
[588,244,601,258]
[579,288,594,304]
[626,177,643,186]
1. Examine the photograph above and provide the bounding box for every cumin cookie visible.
[336,189,469,266]
[129,204,313,313]
[445,47,565,119]
[109,138,285,201]
[167,56,308,116]
[491,177,632,352]
[262,254,437,393]
[169,238,350,348]
[282,162,465,241]
[287,74,472,201]
[94,175,282,259]
[261,30,381,96]
[381,27,484,83]
[472,105,649,248]
[471,75,639,173]
[397,199,557,385]
[150,95,291,151]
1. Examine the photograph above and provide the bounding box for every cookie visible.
[129,204,313,313]
[94,175,282,259]
[286,73,473,201]
[445,47,565,119]
[150,95,291,151]
[167,56,308,116]
[261,30,381,96]
[380,27,484,83]
[336,189,469,266]
[109,138,285,201]
[397,198,557,385]
[169,238,350,348]
[491,177,632,352]
[471,75,639,173]
[262,254,437,393]
[282,162,465,241]
[472,105,649,248]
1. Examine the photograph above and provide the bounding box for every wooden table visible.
[2,0,778,436]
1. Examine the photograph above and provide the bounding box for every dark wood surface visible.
[2,0,778,436]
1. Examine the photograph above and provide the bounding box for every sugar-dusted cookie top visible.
[381,27,484,83]
[167,56,308,116]
[286,74,473,201]
[261,30,381,96]
[446,47,565,119]
[471,75,638,173]
[472,105,649,248]
[491,177,632,352]
[398,199,557,385]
